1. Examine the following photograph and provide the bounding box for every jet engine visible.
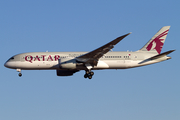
[59,58,77,69]
[56,70,79,76]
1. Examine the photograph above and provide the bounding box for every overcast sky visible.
[1,0,180,120]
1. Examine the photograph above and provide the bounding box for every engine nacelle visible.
[59,58,77,69]
[56,70,78,76]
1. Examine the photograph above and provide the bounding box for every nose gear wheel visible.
[18,73,22,77]
[16,69,22,77]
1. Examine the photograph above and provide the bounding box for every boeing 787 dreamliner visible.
[4,26,175,79]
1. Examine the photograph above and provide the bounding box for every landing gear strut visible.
[17,69,22,77]
[84,71,94,79]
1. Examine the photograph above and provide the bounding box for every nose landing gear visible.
[16,69,22,77]
[18,73,22,77]
[84,71,94,79]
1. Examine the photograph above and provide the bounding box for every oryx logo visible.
[146,29,169,54]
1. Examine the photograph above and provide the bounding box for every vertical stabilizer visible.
[140,26,170,54]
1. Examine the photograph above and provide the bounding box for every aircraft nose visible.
[4,61,15,68]
[4,61,9,68]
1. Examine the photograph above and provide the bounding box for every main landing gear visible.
[84,71,94,79]
[16,69,22,77]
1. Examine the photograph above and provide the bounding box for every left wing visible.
[76,33,131,67]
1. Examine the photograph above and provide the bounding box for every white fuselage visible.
[4,51,169,70]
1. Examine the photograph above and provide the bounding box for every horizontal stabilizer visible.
[149,50,175,60]
[138,50,175,64]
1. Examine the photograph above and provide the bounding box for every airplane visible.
[4,26,175,79]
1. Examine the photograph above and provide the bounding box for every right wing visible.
[76,33,131,67]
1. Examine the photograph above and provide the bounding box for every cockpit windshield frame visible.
[7,57,14,62]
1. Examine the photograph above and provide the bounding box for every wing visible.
[76,33,131,67]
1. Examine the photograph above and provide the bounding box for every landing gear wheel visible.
[90,71,94,76]
[84,74,88,78]
[88,75,92,79]
[16,69,22,77]
[84,71,94,79]
[86,71,89,75]
[18,73,22,77]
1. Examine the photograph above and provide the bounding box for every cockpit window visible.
[7,57,14,61]
[10,57,14,60]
